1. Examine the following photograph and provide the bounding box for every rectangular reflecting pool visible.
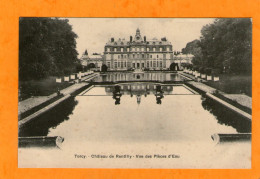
[18,82,251,168]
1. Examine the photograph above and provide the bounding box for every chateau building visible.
[174,53,194,65]
[80,50,103,70]
[80,28,188,71]
[103,28,176,70]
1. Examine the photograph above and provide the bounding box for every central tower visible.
[134,28,143,42]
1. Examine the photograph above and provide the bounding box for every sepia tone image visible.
[18,18,252,168]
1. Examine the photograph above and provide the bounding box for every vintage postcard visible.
[18,18,252,168]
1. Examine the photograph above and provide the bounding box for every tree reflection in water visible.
[19,97,78,137]
[201,96,251,133]
[112,85,122,105]
[155,85,164,105]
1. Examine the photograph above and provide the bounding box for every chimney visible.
[111,38,114,42]
[130,36,132,42]
[161,37,167,41]
[144,36,146,42]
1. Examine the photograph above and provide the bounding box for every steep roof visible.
[88,54,103,59]
[105,38,171,46]
[105,28,172,46]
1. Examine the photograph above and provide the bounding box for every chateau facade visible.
[103,28,175,70]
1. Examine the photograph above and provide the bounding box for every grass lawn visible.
[205,74,252,97]
[19,76,73,101]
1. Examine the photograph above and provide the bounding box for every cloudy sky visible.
[67,18,215,58]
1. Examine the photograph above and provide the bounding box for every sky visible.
[66,18,215,58]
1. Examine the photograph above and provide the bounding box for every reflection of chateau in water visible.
[108,83,168,105]
[94,72,187,82]
[105,83,173,96]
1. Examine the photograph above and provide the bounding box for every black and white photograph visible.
[18,18,252,168]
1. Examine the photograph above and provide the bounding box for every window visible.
[147,54,149,58]
[157,55,159,58]
[107,62,110,68]
[150,55,152,58]
[147,61,149,67]
[153,61,156,67]
[133,54,135,58]
[124,61,126,67]
[150,61,152,67]
[160,61,162,68]
[157,61,159,67]
[118,62,120,68]
[121,62,123,68]
[114,62,117,68]
[142,54,144,58]
[118,55,120,59]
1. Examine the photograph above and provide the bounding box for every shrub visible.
[205,68,212,75]
[187,64,193,70]
[193,65,199,71]
[63,69,72,76]
[199,67,205,74]
[76,64,83,72]
[212,68,221,76]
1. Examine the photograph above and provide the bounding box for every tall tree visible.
[182,18,252,74]
[200,18,252,73]
[181,39,203,66]
[19,18,78,80]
